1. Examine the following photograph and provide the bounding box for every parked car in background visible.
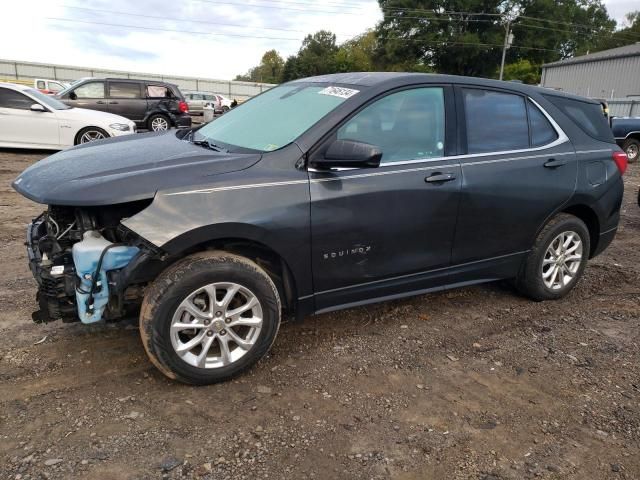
[611,117,640,163]
[34,78,68,95]
[184,91,233,115]
[215,93,232,113]
[12,73,625,385]
[183,91,217,116]
[0,82,135,150]
[56,78,191,131]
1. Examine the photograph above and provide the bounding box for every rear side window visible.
[36,80,45,89]
[543,95,615,143]
[528,100,558,147]
[0,88,33,110]
[463,89,529,153]
[147,85,170,98]
[109,82,141,99]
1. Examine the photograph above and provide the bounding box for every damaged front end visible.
[27,201,159,324]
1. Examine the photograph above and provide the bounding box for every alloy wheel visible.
[170,282,263,369]
[151,117,169,131]
[541,231,583,290]
[626,143,639,162]
[79,130,106,144]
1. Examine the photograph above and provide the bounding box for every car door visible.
[308,86,461,311]
[0,87,59,147]
[106,81,146,121]
[63,81,108,112]
[451,86,577,278]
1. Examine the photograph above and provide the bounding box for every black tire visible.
[74,126,109,145]
[140,251,281,385]
[148,113,170,132]
[516,213,590,301]
[623,138,639,163]
[222,105,230,113]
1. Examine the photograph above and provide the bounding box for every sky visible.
[0,0,636,81]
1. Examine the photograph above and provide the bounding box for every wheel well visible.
[561,205,599,257]
[74,126,109,145]
[165,239,298,317]
[624,133,640,143]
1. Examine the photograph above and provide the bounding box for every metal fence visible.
[607,99,640,118]
[0,59,276,100]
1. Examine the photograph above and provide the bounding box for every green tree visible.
[334,31,377,72]
[295,30,339,77]
[374,0,616,77]
[500,59,541,83]
[591,11,640,52]
[234,50,285,83]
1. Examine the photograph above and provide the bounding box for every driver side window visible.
[337,87,445,164]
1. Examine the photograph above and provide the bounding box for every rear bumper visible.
[173,114,192,129]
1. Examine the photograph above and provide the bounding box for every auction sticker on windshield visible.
[318,86,359,99]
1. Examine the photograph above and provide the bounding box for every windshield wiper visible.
[186,130,228,152]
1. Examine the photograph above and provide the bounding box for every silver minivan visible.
[183,91,218,115]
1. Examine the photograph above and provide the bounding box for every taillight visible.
[612,150,627,175]
[179,101,189,113]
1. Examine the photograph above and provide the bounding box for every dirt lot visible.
[1,149,639,480]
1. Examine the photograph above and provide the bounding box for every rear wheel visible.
[623,138,639,163]
[148,114,170,132]
[516,214,590,301]
[139,251,281,385]
[75,127,108,145]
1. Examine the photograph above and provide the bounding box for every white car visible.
[0,83,136,150]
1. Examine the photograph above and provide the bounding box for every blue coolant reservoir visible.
[72,231,139,324]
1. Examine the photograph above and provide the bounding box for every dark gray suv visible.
[56,78,192,131]
[14,73,625,385]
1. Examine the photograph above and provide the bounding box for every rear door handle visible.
[425,172,457,183]
[108,101,119,105]
[544,158,567,168]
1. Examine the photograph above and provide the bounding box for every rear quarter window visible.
[543,95,614,143]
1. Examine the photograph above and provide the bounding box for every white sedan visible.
[0,82,136,150]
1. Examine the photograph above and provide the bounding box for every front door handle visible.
[544,158,567,168]
[96,100,106,105]
[425,172,457,183]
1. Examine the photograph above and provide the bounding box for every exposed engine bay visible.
[27,200,157,324]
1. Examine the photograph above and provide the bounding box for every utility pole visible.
[499,20,514,81]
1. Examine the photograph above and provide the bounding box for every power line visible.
[61,5,310,34]
[58,3,635,44]
[44,16,559,52]
[44,17,304,41]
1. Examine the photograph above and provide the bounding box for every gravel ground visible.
[0,148,639,480]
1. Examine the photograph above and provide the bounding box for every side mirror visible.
[311,139,382,169]
[69,92,77,100]
[30,104,46,112]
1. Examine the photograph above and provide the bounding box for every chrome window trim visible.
[309,96,570,170]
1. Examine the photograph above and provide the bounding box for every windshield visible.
[26,89,71,110]
[195,83,360,152]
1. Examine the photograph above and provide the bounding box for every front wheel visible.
[75,127,109,145]
[516,214,590,301]
[139,251,281,385]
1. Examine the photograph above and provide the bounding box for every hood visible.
[12,131,262,206]
[57,107,134,125]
